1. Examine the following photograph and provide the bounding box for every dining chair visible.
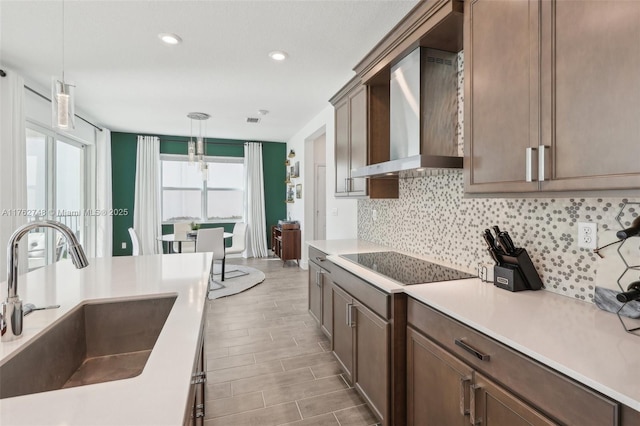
[196,227,225,281]
[173,222,195,253]
[128,227,141,256]
[225,222,247,256]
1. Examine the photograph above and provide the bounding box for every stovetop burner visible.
[340,251,475,285]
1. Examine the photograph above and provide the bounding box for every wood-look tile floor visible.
[203,257,379,426]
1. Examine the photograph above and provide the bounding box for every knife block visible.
[494,248,543,292]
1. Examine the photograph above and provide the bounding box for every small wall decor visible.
[285,172,291,183]
[285,159,290,166]
[296,184,302,199]
[286,184,295,203]
[292,161,300,178]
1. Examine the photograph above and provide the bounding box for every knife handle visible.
[495,233,512,255]
[501,232,517,254]
[482,229,496,250]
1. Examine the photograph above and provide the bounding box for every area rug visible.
[207,265,266,300]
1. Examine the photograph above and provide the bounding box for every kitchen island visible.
[0,253,212,425]
[309,239,640,423]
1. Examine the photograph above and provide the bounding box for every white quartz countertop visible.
[0,253,212,426]
[309,239,640,411]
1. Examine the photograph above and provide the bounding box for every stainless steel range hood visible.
[351,47,462,178]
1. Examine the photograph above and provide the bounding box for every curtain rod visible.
[160,138,268,146]
[23,84,103,132]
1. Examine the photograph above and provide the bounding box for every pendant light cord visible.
[61,0,65,83]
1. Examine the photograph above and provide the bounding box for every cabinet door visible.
[335,98,350,195]
[308,262,322,324]
[407,327,473,426]
[321,273,333,339]
[540,0,640,191]
[354,301,390,424]
[349,85,368,196]
[472,373,557,426]
[464,0,540,193]
[331,284,354,383]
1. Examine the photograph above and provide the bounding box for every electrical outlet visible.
[121,242,127,249]
[578,222,597,249]
[372,209,377,221]
[331,208,338,216]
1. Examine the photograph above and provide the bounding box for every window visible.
[161,155,244,223]
[26,126,87,270]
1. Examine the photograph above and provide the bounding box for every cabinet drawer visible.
[309,246,332,272]
[331,262,390,319]
[407,298,619,425]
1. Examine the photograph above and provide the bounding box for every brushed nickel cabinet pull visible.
[454,339,490,361]
[460,376,471,416]
[315,256,325,262]
[538,145,550,182]
[525,147,538,182]
[470,384,481,425]
[350,304,356,328]
[346,303,351,326]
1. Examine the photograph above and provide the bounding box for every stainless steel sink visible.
[0,295,177,399]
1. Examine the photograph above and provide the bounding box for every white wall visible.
[286,104,359,268]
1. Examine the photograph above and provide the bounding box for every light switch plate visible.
[121,242,127,249]
[578,222,597,249]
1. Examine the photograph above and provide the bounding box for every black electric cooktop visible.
[340,251,475,285]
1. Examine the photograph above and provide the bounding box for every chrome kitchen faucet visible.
[1,220,88,342]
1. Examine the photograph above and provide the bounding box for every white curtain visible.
[95,127,112,257]
[133,135,161,255]
[243,142,268,258]
[0,69,27,277]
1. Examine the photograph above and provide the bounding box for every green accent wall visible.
[111,132,286,256]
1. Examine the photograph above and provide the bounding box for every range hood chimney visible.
[351,47,462,178]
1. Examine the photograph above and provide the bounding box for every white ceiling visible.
[0,0,418,142]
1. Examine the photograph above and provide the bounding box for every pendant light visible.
[187,112,211,179]
[187,117,196,163]
[52,0,75,130]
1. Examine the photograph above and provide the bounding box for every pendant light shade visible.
[52,78,75,130]
[52,0,75,130]
[188,140,196,163]
[187,112,211,180]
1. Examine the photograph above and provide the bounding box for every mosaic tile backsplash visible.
[358,170,640,303]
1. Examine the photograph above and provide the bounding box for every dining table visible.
[159,231,233,253]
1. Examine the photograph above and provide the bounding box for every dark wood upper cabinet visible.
[465,0,640,193]
[464,0,540,193]
[539,0,640,191]
[330,78,398,199]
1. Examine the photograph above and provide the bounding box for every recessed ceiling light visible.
[258,109,269,115]
[269,50,288,61]
[158,33,182,45]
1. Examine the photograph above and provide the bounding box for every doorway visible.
[315,164,326,240]
[311,133,326,240]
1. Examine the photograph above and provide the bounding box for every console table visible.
[271,223,301,266]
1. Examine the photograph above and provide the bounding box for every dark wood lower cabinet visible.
[407,326,555,426]
[331,284,354,384]
[407,327,472,426]
[328,263,402,426]
[308,248,333,339]
[353,301,390,423]
[308,261,322,324]
[407,297,619,426]
[472,373,555,426]
[184,324,206,426]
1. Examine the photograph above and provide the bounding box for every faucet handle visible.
[23,303,60,317]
